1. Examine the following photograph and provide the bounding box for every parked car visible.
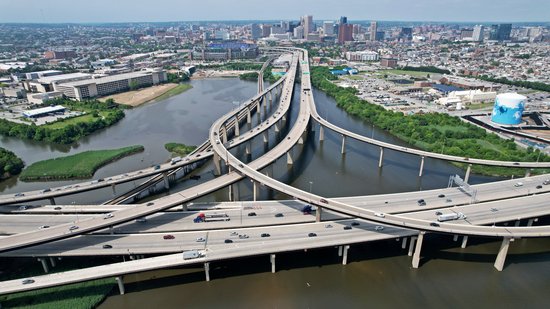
[163,235,175,240]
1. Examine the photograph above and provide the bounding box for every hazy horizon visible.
[0,0,548,24]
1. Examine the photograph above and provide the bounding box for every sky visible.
[0,0,549,23]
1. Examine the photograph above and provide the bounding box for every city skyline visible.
[0,0,549,23]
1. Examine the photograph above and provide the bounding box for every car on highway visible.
[238,164,244,168]
[18,206,28,211]
[39,225,50,229]
[374,226,384,231]
[136,218,147,223]
[445,198,453,203]
[375,212,385,218]
[536,185,543,189]
[351,222,360,226]
[69,225,79,231]
[417,199,426,206]
[325,224,333,228]
[196,237,206,242]
[146,202,154,206]
[21,278,35,285]
[41,188,51,194]
[54,207,62,210]
[14,193,24,197]
[320,198,328,204]
[514,182,523,187]
[343,226,352,230]
[103,213,114,219]
[543,179,550,185]
[274,213,284,218]
[430,222,440,227]
[261,233,270,238]
[438,194,445,198]
[435,211,443,216]
[513,162,520,166]
[102,244,113,249]
[163,235,175,240]
[248,212,257,216]
[230,231,239,236]
[238,234,249,239]
[154,165,161,170]
[224,239,233,244]
[308,232,317,237]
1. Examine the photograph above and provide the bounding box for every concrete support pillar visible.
[213,152,222,176]
[494,237,512,271]
[286,151,293,165]
[253,181,258,201]
[319,126,324,142]
[412,232,425,269]
[115,277,125,295]
[111,184,116,195]
[408,236,418,257]
[378,147,384,168]
[49,257,56,268]
[162,172,170,190]
[221,126,228,144]
[274,123,280,132]
[338,246,343,257]
[204,262,211,282]
[525,169,531,177]
[256,99,261,113]
[342,245,350,265]
[464,164,472,183]
[49,197,56,205]
[39,258,49,273]
[453,234,459,242]
[527,218,538,227]
[247,109,251,124]
[315,206,322,222]
[514,220,521,227]
[228,184,233,202]
[461,236,469,249]
[263,131,268,143]
[401,237,408,249]
[341,135,346,155]
[419,156,425,177]
[234,116,240,137]
[298,132,305,144]
[270,254,276,273]
[245,143,251,155]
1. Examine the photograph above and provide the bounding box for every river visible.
[1,78,548,308]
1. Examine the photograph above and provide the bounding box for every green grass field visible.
[165,143,197,156]
[379,69,433,78]
[153,83,193,102]
[42,112,111,129]
[20,145,144,181]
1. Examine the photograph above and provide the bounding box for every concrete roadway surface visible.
[0,220,416,295]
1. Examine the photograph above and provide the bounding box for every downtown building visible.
[345,51,379,61]
[55,69,167,101]
[190,42,259,61]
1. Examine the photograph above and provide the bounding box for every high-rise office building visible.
[497,24,512,41]
[400,27,412,40]
[323,21,334,36]
[339,16,348,25]
[280,21,290,32]
[302,15,314,34]
[293,26,304,39]
[338,24,353,43]
[472,25,484,42]
[261,24,272,37]
[251,24,262,40]
[460,29,474,40]
[369,21,377,41]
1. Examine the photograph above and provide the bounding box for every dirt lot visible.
[100,83,179,107]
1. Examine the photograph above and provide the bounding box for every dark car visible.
[417,199,426,206]
[438,194,445,198]
[248,212,257,216]
[536,185,543,189]
[261,233,270,238]
[22,278,35,285]
[163,235,175,240]
[308,232,317,237]
[238,164,244,168]
[224,239,233,243]
[275,213,284,217]
[351,222,360,226]
[430,222,440,227]
[54,207,62,210]
[435,211,443,216]
[343,226,352,230]
[320,198,328,204]
[102,244,113,249]
[146,202,154,206]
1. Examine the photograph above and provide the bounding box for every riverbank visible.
[311,66,550,177]
[164,143,197,157]
[20,145,144,181]
[100,83,192,107]
[0,147,24,180]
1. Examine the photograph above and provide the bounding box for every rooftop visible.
[61,71,157,87]
[37,72,92,84]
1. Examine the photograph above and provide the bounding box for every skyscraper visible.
[323,21,334,36]
[497,24,512,41]
[338,24,353,43]
[339,16,348,25]
[251,24,262,40]
[472,25,484,42]
[369,21,377,41]
[302,15,314,34]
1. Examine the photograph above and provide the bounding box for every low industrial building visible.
[23,105,66,118]
[54,69,167,101]
[345,51,379,62]
[437,89,497,106]
[24,72,92,93]
[190,42,259,61]
[27,91,64,104]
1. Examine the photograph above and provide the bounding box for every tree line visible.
[0,147,24,179]
[476,75,550,92]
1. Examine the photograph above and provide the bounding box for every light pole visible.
[309,181,313,194]
[371,124,375,139]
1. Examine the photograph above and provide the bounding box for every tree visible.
[129,80,139,90]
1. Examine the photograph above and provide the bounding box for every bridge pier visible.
[245,143,251,155]
[527,218,538,226]
[494,237,513,271]
[162,172,170,190]
[338,245,343,257]
[256,99,261,113]
[298,130,305,144]
[341,135,346,155]
[274,122,280,132]
[204,262,211,282]
[228,184,233,201]
[342,245,350,265]
[115,276,125,295]
[49,197,56,205]
[263,131,268,143]
[286,150,293,165]
[111,184,116,195]
[453,234,459,242]
[234,116,240,137]
[253,181,259,201]
[418,156,425,177]
[38,258,49,273]
[221,126,228,144]
[49,257,56,268]
[378,147,384,168]
[464,164,472,183]
[247,109,251,124]
[315,206,322,222]
[319,126,324,142]
[213,153,222,176]
[270,254,276,273]
[401,237,408,249]
[408,236,417,256]
[412,231,425,268]
[461,236,469,248]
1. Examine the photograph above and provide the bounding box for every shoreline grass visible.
[20,145,144,181]
[152,83,193,102]
[165,142,197,156]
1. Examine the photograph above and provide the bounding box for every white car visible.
[196,237,206,242]
[514,182,523,187]
[374,212,385,218]
[374,226,384,231]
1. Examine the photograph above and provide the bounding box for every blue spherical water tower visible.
[491,93,526,125]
